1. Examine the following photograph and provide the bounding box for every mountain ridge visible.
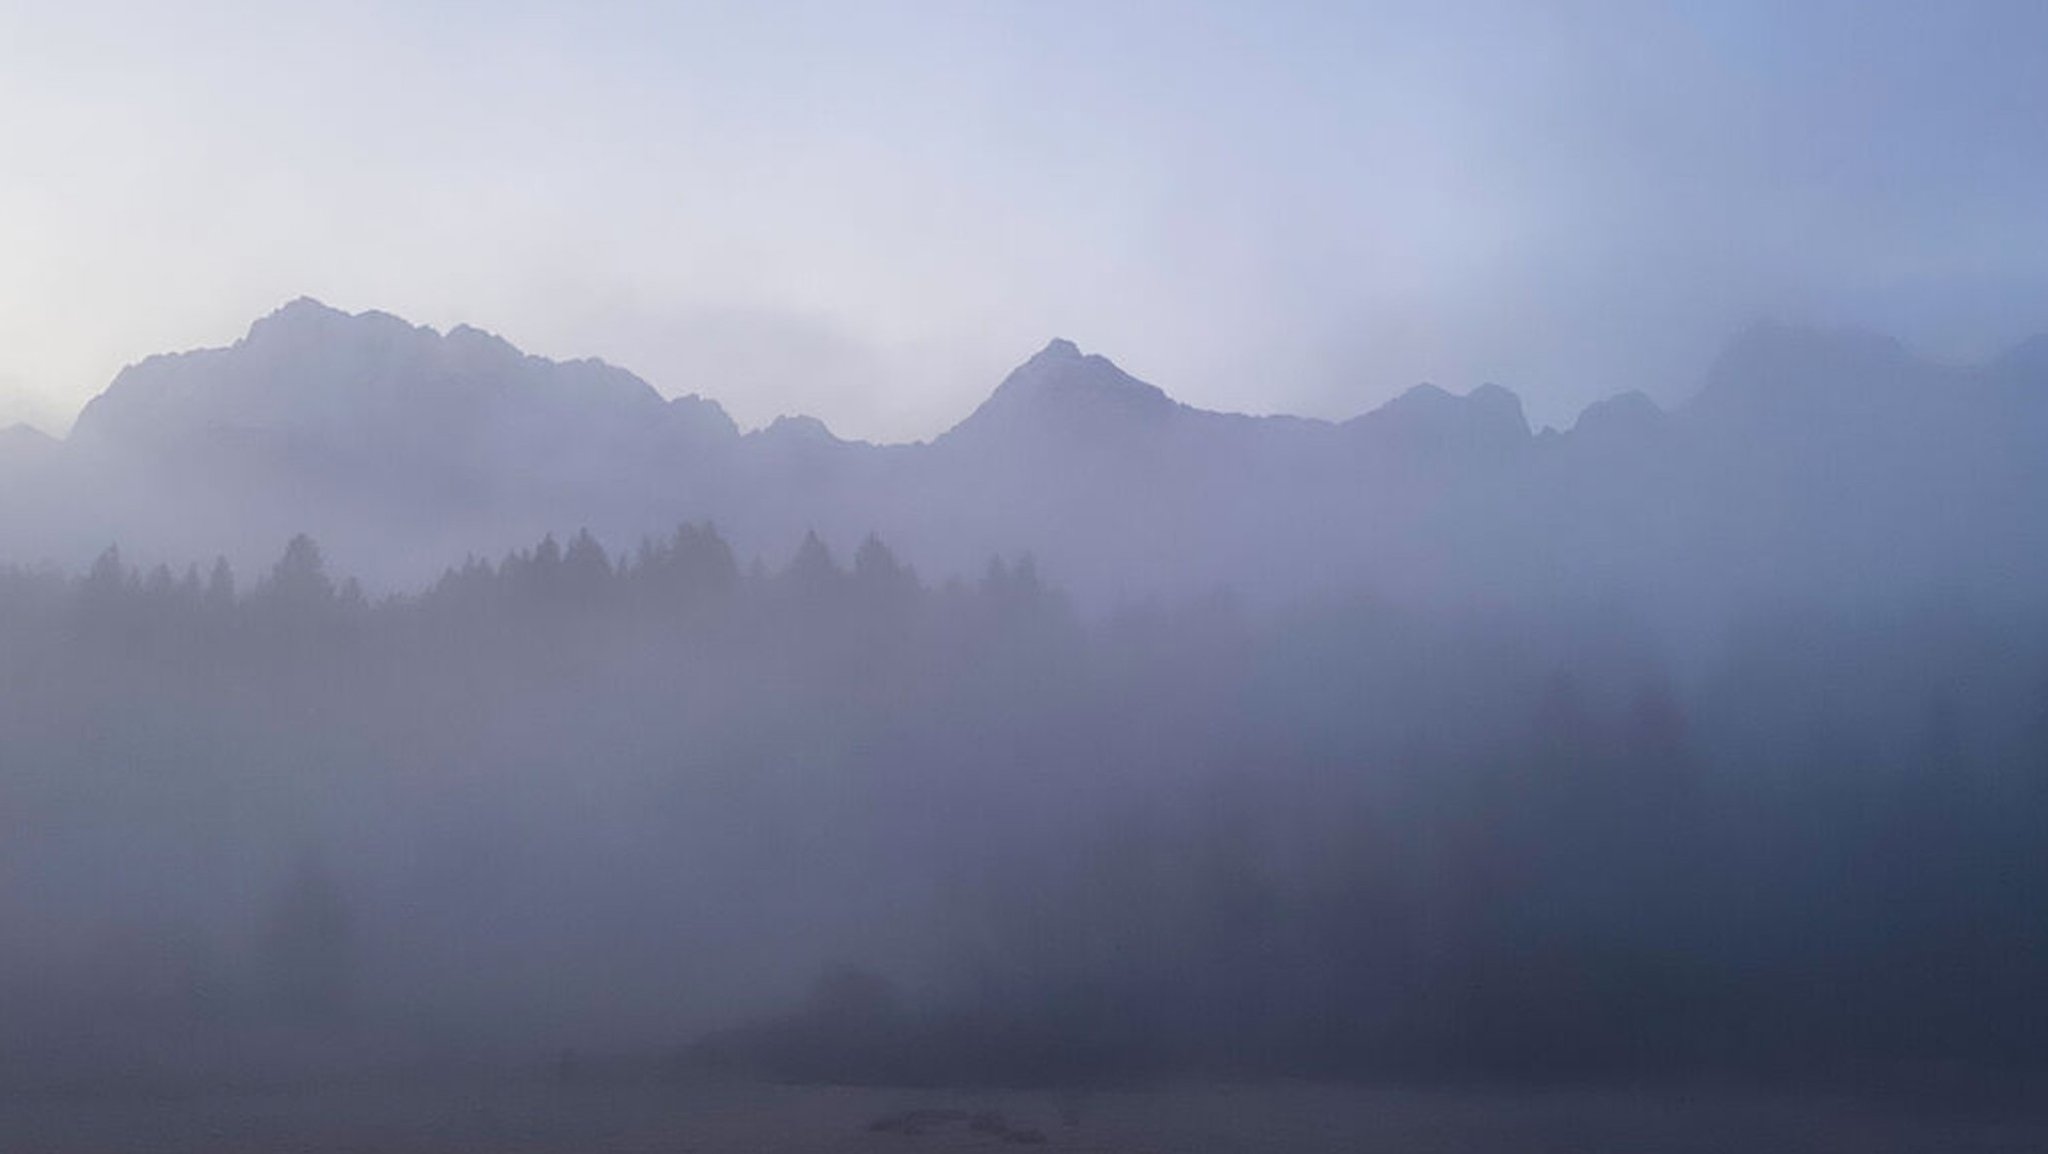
[72,300,1563,453]
[7,298,2047,616]
[70,298,2035,455]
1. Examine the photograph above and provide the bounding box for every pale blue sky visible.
[3,1,2046,439]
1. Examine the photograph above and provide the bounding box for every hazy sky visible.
[4,1,2047,440]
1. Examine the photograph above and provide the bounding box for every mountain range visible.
[5,298,2046,625]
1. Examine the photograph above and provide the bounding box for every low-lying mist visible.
[3,524,2043,1093]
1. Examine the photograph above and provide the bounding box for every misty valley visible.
[15,5,2048,1148]
[2,304,2047,1151]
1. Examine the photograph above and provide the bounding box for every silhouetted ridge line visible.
[8,300,2048,611]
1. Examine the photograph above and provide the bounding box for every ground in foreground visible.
[5,1078,2046,1152]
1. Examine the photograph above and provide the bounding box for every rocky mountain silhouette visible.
[7,299,2046,620]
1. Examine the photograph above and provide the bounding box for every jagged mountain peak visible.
[252,295,347,329]
[242,296,419,350]
[256,294,348,322]
[71,297,715,451]
[1005,337,1161,396]
[1345,380,1531,455]
[943,339,1178,446]
[755,413,842,445]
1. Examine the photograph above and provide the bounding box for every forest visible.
[1,524,2043,1092]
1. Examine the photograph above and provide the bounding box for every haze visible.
[6,6,2048,1152]
[7,2,2048,439]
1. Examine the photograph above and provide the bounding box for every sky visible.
[3,1,2048,440]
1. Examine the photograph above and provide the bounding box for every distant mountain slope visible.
[74,298,739,496]
[0,422,56,464]
[9,300,2048,622]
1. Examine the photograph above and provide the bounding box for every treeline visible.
[0,527,2045,1089]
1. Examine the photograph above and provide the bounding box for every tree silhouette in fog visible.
[0,525,2045,1083]
[262,854,355,1025]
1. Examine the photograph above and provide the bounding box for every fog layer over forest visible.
[1,304,2046,1091]
[2,523,2044,1090]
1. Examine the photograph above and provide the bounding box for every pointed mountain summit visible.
[941,339,1181,448]
[245,295,407,346]
[754,413,844,446]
